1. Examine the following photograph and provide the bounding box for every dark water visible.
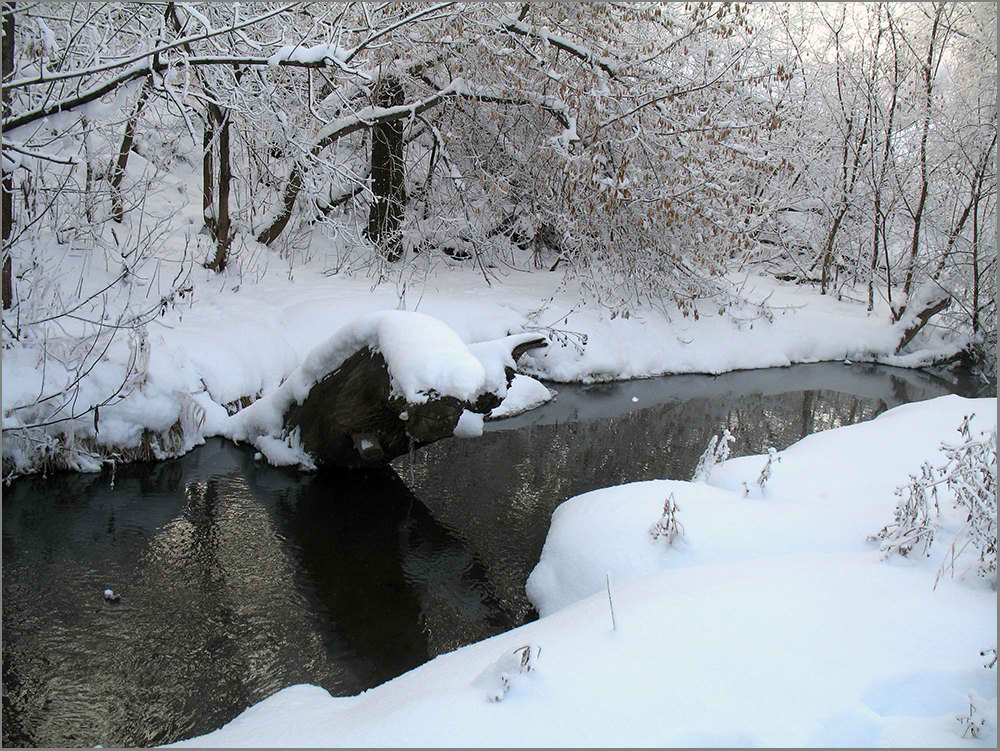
[1,363,980,747]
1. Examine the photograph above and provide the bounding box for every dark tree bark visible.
[902,2,944,300]
[110,82,152,223]
[165,3,233,271]
[203,103,234,271]
[366,76,406,263]
[202,111,216,238]
[894,292,950,354]
[256,165,301,245]
[2,1,14,310]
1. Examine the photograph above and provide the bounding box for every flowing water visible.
[1,362,984,747]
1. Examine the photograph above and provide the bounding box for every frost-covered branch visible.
[2,3,298,92]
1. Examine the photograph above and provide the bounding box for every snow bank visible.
[169,395,998,748]
[528,393,997,617]
[2,258,976,479]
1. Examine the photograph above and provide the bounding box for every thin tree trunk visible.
[204,103,233,271]
[366,76,406,262]
[869,191,881,311]
[257,166,301,245]
[894,292,950,354]
[421,132,438,221]
[2,1,15,310]
[202,112,216,236]
[110,82,152,223]
[820,208,846,294]
[934,131,995,279]
[166,3,232,271]
[971,192,980,335]
[902,2,944,299]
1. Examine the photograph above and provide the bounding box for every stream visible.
[1,362,984,747]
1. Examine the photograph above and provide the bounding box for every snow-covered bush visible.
[755,447,781,489]
[649,492,684,545]
[870,414,997,585]
[742,446,782,497]
[935,417,996,585]
[868,461,940,559]
[691,429,734,483]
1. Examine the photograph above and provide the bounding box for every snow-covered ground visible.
[170,393,996,748]
[1,248,970,477]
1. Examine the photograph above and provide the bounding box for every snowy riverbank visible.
[170,393,996,748]
[1,260,972,478]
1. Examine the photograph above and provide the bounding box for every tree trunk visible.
[934,131,995,280]
[110,82,152,223]
[2,1,14,310]
[366,76,406,263]
[868,190,881,312]
[902,2,944,300]
[819,207,846,295]
[971,192,980,335]
[257,166,301,245]
[166,3,232,271]
[894,291,950,354]
[203,103,234,271]
[202,110,216,237]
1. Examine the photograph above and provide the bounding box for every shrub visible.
[691,429,734,483]
[869,414,997,587]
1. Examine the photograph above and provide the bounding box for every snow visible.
[453,409,485,438]
[266,42,349,67]
[223,310,529,467]
[1,250,976,477]
[487,374,555,420]
[0,127,979,478]
[169,394,997,748]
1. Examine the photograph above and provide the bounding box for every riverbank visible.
[171,393,997,748]
[2,260,979,480]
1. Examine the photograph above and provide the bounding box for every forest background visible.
[1,1,996,477]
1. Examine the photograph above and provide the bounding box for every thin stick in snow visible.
[606,572,617,632]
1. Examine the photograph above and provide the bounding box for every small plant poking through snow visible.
[649,492,684,545]
[935,418,996,586]
[743,447,781,496]
[692,429,734,483]
[869,414,996,585]
[756,447,781,489]
[955,690,993,740]
[869,461,941,558]
[955,648,998,739]
[482,644,541,703]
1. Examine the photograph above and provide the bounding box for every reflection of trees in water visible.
[271,466,515,685]
[402,389,888,625]
[2,445,515,748]
[1,449,332,748]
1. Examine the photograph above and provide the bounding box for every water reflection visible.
[2,445,506,747]
[396,379,893,627]
[2,363,976,747]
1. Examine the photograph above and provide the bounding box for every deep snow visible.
[168,394,997,748]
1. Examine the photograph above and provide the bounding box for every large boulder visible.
[224,311,546,469]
